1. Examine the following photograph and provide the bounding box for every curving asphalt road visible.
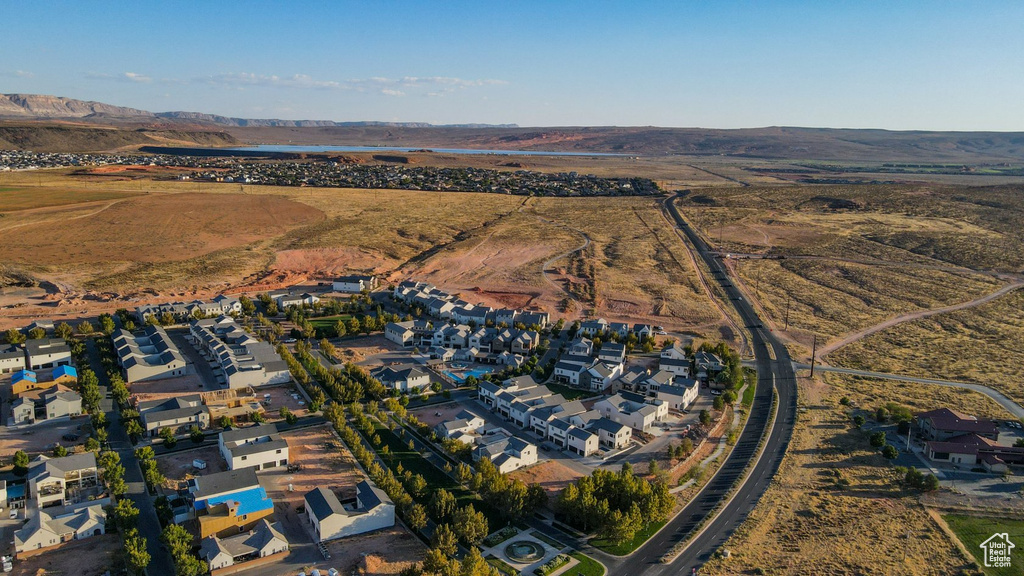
[593,194,799,575]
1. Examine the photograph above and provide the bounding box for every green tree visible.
[699,409,712,427]
[406,503,428,532]
[4,328,25,345]
[334,319,347,338]
[251,411,266,424]
[54,322,74,339]
[852,415,866,428]
[279,406,298,425]
[713,395,725,411]
[124,529,151,576]
[407,474,428,498]
[99,314,116,335]
[455,463,473,484]
[189,425,205,444]
[111,497,140,531]
[347,317,361,335]
[869,431,887,448]
[159,427,178,448]
[430,488,457,521]
[124,418,144,442]
[218,415,233,428]
[85,437,100,453]
[722,390,737,404]
[239,295,256,316]
[881,444,899,459]
[922,474,940,492]
[451,504,489,547]
[27,327,46,340]
[13,450,29,474]
[77,320,95,335]
[431,523,459,556]
[53,444,68,457]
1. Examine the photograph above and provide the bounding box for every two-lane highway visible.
[599,194,799,575]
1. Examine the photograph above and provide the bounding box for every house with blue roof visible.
[187,468,274,538]
[51,365,77,385]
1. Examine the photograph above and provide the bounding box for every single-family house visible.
[199,519,289,572]
[51,365,78,385]
[597,342,626,364]
[579,319,609,337]
[657,379,699,411]
[189,468,275,538]
[304,481,395,542]
[26,453,99,509]
[370,365,430,393]
[332,274,377,293]
[139,395,209,436]
[219,424,289,471]
[435,410,485,441]
[14,503,106,558]
[24,339,72,370]
[474,436,538,474]
[0,345,25,373]
[587,418,631,449]
[595,391,668,433]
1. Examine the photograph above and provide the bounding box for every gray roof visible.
[192,468,260,499]
[568,427,595,441]
[29,452,96,478]
[24,338,70,357]
[220,423,280,444]
[588,417,629,434]
[658,383,695,397]
[305,486,345,521]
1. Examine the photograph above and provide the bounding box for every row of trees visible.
[104,478,149,574]
[556,463,674,544]
[294,339,386,402]
[162,524,206,576]
[276,344,327,411]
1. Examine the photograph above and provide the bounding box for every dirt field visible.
[326,334,393,364]
[257,385,312,421]
[263,424,364,507]
[156,445,228,483]
[509,460,585,497]
[0,417,88,460]
[129,373,205,401]
[700,376,975,575]
[410,403,475,429]
[315,527,427,575]
[12,533,121,576]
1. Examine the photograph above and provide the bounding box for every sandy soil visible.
[0,418,88,460]
[331,335,393,364]
[510,461,585,497]
[329,527,427,575]
[157,445,228,483]
[13,533,121,576]
[409,403,473,429]
[263,425,363,507]
[0,192,323,266]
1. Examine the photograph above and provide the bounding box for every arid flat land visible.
[0,169,725,337]
[678,184,1024,358]
[829,290,1024,407]
[266,424,364,507]
[13,533,122,576]
[699,374,1000,575]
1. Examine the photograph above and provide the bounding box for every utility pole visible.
[810,334,817,378]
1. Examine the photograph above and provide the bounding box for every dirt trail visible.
[536,216,591,317]
[819,280,1024,357]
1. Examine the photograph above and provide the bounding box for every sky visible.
[2,1,1023,130]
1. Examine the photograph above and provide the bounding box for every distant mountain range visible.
[0,93,517,128]
[3,93,1024,162]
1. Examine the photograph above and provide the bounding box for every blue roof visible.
[53,365,77,379]
[12,370,36,383]
[194,485,273,517]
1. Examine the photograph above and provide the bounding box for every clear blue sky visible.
[2,1,1022,129]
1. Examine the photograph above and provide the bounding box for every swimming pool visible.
[443,367,493,384]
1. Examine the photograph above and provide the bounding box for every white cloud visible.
[195,72,507,93]
[123,72,152,83]
[85,71,153,83]
[381,89,405,97]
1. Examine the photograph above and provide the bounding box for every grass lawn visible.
[569,552,606,576]
[372,422,505,527]
[590,520,667,555]
[544,381,600,401]
[942,514,1024,576]
[485,555,519,576]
